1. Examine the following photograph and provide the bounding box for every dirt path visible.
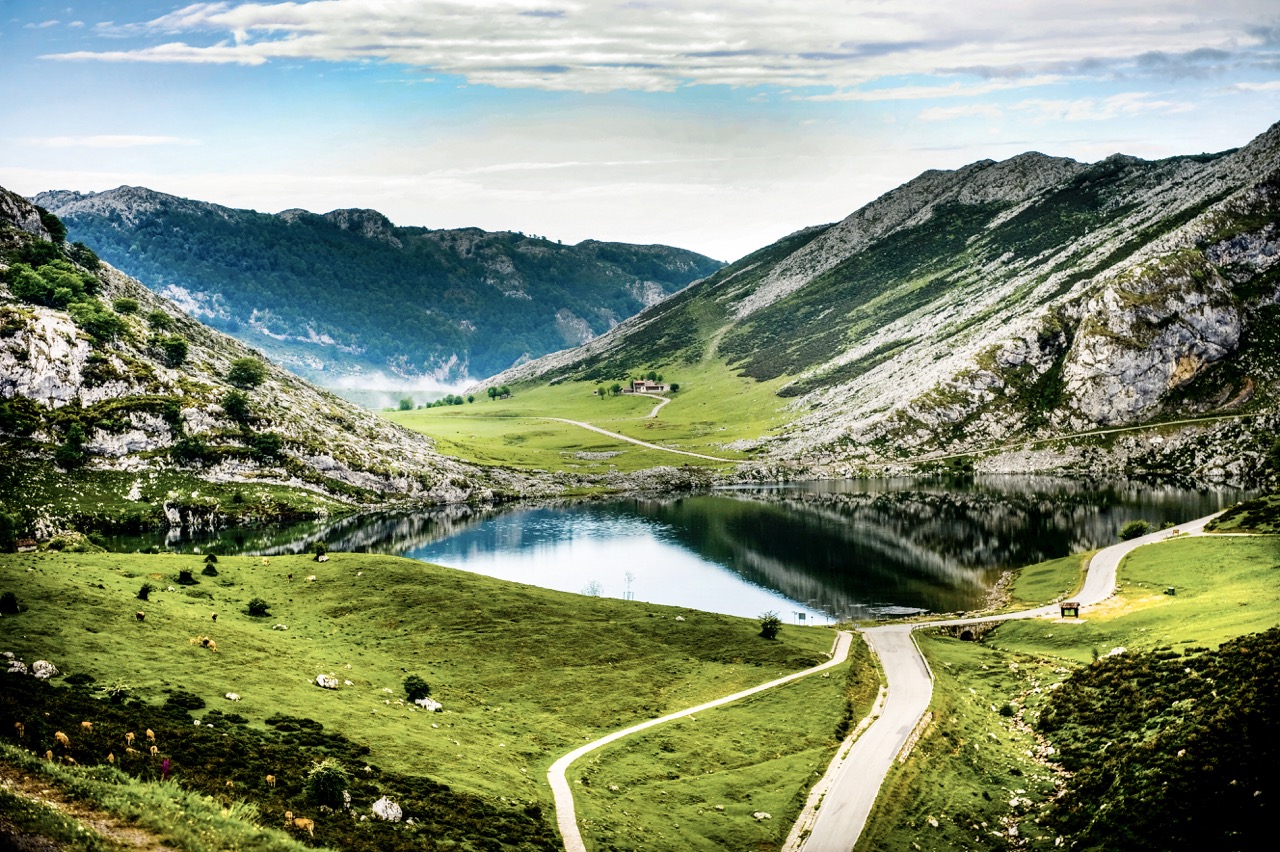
[548,631,854,852]
[546,417,733,462]
[0,761,177,851]
[791,514,1219,851]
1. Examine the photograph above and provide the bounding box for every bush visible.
[759,610,782,640]
[35,206,67,242]
[0,513,19,552]
[1119,519,1153,541]
[221,389,252,424]
[0,591,19,614]
[68,299,126,342]
[312,541,328,560]
[203,552,218,564]
[306,757,350,807]
[399,396,414,410]
[155,334,189,367]
[404,674,431,702]
[164,691,207,712]
[246,597,270,617]
[227,357,267,389]
[248,431,284,462]
[147,310,174,331]
[176,569,198,586]
[137,582,153,601]
[67,242,100,270]
[200,563,219,577]
[171,435,208,465]
[112,297,139,314]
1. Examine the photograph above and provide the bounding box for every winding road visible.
[792,514,1219,852]
[548,631,854,852]
[546,415,734,463]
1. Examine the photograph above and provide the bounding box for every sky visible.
[1,1,1278,261]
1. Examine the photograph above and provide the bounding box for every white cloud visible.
[25,19,60,29]
[1011,92,1193,122]
[42,0,1280,95]
[23,135,201,148]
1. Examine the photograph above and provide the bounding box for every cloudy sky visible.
[2,1,1278,260]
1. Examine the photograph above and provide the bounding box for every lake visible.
[124,476,1251,622]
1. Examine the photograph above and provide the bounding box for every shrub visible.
[248,431,284,462]
[203,552,218,564]
[200,563,218,577]
[68,299,126,342]
[221,389,252,424]
[171,435,208,465]
[112,297,139,314]
[137,582,153,601]
[227,357,267,389]
[35,206,67,242]
[0,513,19,552]
[246,597,270,617]
[155,334,189,367]
[399,396,414,410]
[1119,519,1153,541]
[759,610,782,640]
[147,310,174,331]
[306,757,350,807]
[164,691,207,712]
[998,702,1015,717]
[176,569,198,586]
[311,541,328,560]
[404,674,431,702]
[53,422,88,469]
[0,591,19,614]
[67,242,100,270]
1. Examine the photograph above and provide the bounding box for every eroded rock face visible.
[0,188,53,240]
[1062,259,1241,428]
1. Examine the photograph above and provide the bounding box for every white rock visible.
[315,674,339,689]
[31,660,58,680]
[372,796,402,822]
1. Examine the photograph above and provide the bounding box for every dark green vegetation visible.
[1,677,557,851]
[1035,629,1277,852]
[1206,492,1280,532]
[35,187,723,381]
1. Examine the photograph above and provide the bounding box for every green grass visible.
[1206,493,1280,533]
[0,744,319,852]
[989,536,1280,663]
[1005,551,1091,607]
[574,636,877,852]
[0,550,841,807]
[385,362,793,473]
[860,534,1280,850]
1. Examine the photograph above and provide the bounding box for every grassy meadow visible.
[858,532,1280,851]
[0,548,851,848]
[384,363,793,473]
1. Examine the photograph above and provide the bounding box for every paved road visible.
[549,631,853,852]
[794,514,1218,851]
[546,416,733,462]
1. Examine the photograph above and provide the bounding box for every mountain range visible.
[486,121,1280,486]
[32,186,723,385]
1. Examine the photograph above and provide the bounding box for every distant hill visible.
[485,122,1280,486]
[32,186,723,384]
[0,185,548,538]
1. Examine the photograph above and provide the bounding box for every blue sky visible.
[2,1,1278,260]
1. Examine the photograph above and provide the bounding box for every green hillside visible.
[33,187,724,382]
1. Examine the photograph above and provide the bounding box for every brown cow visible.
[284,812,315,837]
[146,729,155,742]
[265,774,276,788]
[136,611,145,621]
[125,731,135,746]
[13,722,23,738]
[81,720,93,732]
[54,731,70,748]
[149,745,159,756]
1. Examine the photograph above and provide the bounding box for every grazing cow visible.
[44,750,52,761]
[150,745,159,756]
[81,721,93,732]
[107,752,114,764]
[286,573,293,581]
[54,731,70,748]
[211,613,217,622]
[226,780,235,789]
[13,722,23,738]
[135,611,145,622]
[125,747,140,756]
[206,639,217,652]
[265,774,276,788]
[63,756,76,766]
[262,558,270,566]
[284,812,315,837]
[146,729,155,742]
[125,731,135,746]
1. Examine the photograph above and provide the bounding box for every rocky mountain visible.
[32,186,723,384]
[485,122,1280,486]
[0,186,552,537]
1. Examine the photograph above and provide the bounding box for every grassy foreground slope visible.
[858,533,1279,851]
[0,550,845,847]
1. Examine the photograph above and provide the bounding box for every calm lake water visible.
[123,476,1251,622]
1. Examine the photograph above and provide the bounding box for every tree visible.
[147,310,174,331]
[246,597,270,616]
[399,396,414,410]
[54,421,87,469]
[610,382,622,396]
[306,758,350,807]
[1119,520,1153,541]
[669,383,681,392]
[248,431,284,462]
[487,387,498,401]
[69,300,126,342]
[221,389,252,424]
[156,334,188,367]
[227,357,267,389]
[596,385,606,399]
[759,611,782,640]
[312,541,328,560]
[137,582,153,601]
[404,674,431,701]
[35,206,67,242]
[0,513,18,553]
[112,297,139,314]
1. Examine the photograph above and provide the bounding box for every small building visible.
[630,380,668,393]
[1060,601,1080,618]
[15,538,36,553]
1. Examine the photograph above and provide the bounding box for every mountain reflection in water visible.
[121,476,1249,621]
